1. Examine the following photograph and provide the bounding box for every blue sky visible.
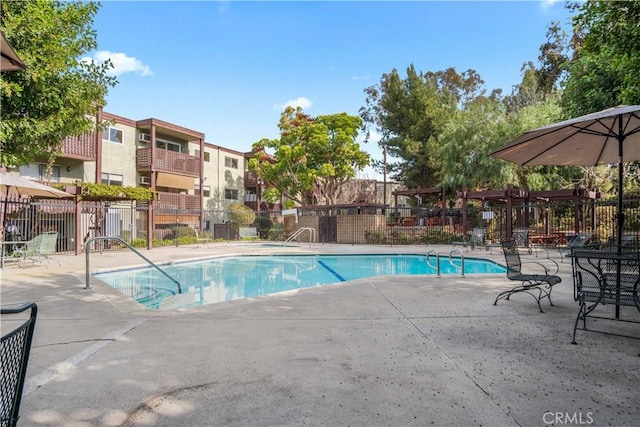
[90,1,572,179]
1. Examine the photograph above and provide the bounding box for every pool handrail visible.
[426,249,466,277]
[284,227,316,247]
[85,236,182,294]
[426,249,440,277]
[449,248,465,277]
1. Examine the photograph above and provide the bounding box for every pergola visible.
[391,187,446,225]
[458,184,600,238]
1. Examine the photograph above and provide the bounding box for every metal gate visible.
[318,216,337,243]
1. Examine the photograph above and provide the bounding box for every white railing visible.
[284,227,316,247]
[426,248,465,277]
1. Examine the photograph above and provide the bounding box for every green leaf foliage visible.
[250,107,369,206]
[0,0,117,166]
[228,203,256,231]
[561,1,640,116]
[80,183,154,201]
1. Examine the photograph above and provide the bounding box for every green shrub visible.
[255,216,273,238]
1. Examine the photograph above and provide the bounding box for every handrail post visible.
[426,250,440,277]
[85,236,182,293]
[450,248,465,277]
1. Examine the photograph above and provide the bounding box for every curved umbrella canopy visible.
[1,173,72,199]
[1,173,73,236]
[1,31,27,72]
[490,105,640,248]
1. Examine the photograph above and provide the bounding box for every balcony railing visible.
[61,132,98,160]
[155,192,201,210]
[136,148,200,176]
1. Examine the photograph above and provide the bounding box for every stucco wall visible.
[337,214,386,244]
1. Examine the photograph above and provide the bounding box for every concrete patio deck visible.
[1,243,638,426]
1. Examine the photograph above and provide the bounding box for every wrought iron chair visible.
[571,249,640,344]
[1,302,38,427]
[512,227,532,254]
[558,232,593,263]
[452,227,487,252]
[494,237,561,312]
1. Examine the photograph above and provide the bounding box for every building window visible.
[101,173,123,186]
[195,184,211,198]
[156,139,181,153]
[195,150,210,162]
[225,156,238,169]
[38,164,61,182]
[224,189,238,200]
[102,127,123,144]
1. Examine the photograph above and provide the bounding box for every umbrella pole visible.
[615,124,626,319]
[1,187,8,238]
[1,188,8,268]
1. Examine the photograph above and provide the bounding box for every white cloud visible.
[82,50,153,77]
[274,96,312,111]
[540,0,559,11]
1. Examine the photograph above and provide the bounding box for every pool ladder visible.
[85,236,182,293]
[283,227,316,247]
[426,248,465,277]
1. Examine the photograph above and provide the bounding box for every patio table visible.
[0,241,25,268]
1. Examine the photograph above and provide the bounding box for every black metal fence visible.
[1,197,638,255]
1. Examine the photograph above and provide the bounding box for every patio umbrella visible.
[0,173,72,235]
[489,105,640,248]
[1,31,27,71]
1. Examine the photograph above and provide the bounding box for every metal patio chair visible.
[1,302,38,427]
[494,237,561,312]
[558,232,593,263]
[11,231,59,267]
[512,227,532,254]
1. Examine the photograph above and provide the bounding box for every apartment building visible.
[13,110,247,234]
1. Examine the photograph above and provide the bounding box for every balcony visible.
[155,192,201,210]
[136,147,200,176]
[61,132,98,160]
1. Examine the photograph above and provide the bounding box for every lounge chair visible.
[11,231,59,267]
[453,227,487,251]
[494,236,561,312]
[194,229,210,248]
[558,232,593,263]
[512,227,532,254]
[1,302,38,427]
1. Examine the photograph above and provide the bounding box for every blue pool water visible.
[94,254,506,310]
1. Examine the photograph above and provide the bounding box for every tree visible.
[228,203,256,231]
[561,1,640,116]
[0,0,116,167]
[438,95,513,191]
[360,65,455,189]
[560,0,640,195]
[249,107,369,206]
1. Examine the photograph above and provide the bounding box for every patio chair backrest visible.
[1,302,38,427]
[25,232,57,255]
[500,237,522,279]
[621,233,636,247]
[38,231,58,255]
[512,227,529,247]
[470,228,486,245]
[567,232,593,249]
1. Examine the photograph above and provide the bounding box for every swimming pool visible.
[94,254,506,310]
